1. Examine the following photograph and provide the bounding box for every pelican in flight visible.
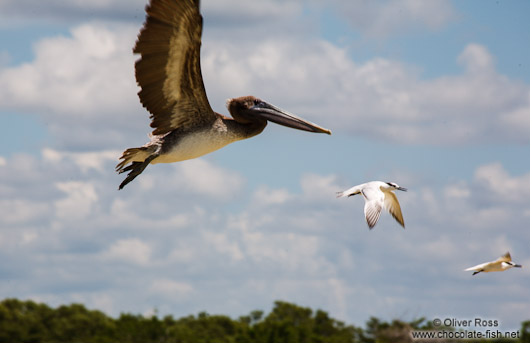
[337,181,407,229]
[465,252,522,275]
[116,0,331,189]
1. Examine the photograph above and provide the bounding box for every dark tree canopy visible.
[0,298,527,343]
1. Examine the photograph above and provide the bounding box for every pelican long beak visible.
[397,186,407,192]
[514,264,523,268]
[250,101,331,135]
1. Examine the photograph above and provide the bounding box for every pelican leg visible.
[118,154,158,190]
[472,270,483,276]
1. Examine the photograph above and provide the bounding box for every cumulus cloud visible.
[0,148,528,326]
[0,24,137,115]
[0,23,141,150]
[444,181,470,199]
[323,0,456,38]
[43,148,119,173]
[174,159,246,199]
[251,186,292,207]
[0,199,50,226]
[0,0,303,27]
[473,162,530,204]
[0,0,455,40]
[412,163,530,241]
[201,37,530,145]
[1,0,529,330]
[501,102,530,135]
[457,44,495,74]
[54,181,98,221]
[300,173,339,199]
[202,0,301,27]
[120,158,246,200]
[104,238,152,266]
[149,279,194,297]
[0,0,146,24]
[2,11,529,153]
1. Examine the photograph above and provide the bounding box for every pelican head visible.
[227,96,331,135]
[385,182,407,192]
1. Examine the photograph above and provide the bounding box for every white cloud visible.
[167,246,195,264]
[444,182,471,200]
[325,0,456,38]
[0,24,137,116]
[202,231,244,262]
[1,0,529,329]
[104,238,152,266]
[0,0,146,24]
[501,101,530,135]
[149,279,194,297]
[0,149,528,326]
[406,163,530,235]
[1,9,528,155]
[251,186,292,207]
[0,0,303,27]
[43,148,119,173]
[0,23,141,149]
[203,0,301,27]
[457,44,495,74]
[0,199,50,225]
[202,37,530,145]
[122,158,246,199]
[0,0,454,40]
[54,181,98,221]
[174,159,246,199]
[474,162,530,203]
[300,173,339,199]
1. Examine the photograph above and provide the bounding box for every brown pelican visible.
[116,0,331,189]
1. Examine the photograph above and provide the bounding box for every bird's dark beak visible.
[398,187,407,192]
[250,101,331,135]
[514,264,523,268]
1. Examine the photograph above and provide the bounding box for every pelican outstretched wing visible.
[134,0,216,135]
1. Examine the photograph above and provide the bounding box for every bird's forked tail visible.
[336,191,348,198]
[336,189,358,198]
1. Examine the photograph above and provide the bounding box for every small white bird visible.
[337,181,407,229]
[465,252,522,275]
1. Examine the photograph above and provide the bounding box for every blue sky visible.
[0,0,529,332]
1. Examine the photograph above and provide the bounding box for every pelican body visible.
[116,0,331,189]
[337,181,407,229]
[465,252,522,275]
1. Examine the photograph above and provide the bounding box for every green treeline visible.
[0,298,529,343]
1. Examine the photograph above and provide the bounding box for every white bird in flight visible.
[337,181,407,229]
[465,252,522,275]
